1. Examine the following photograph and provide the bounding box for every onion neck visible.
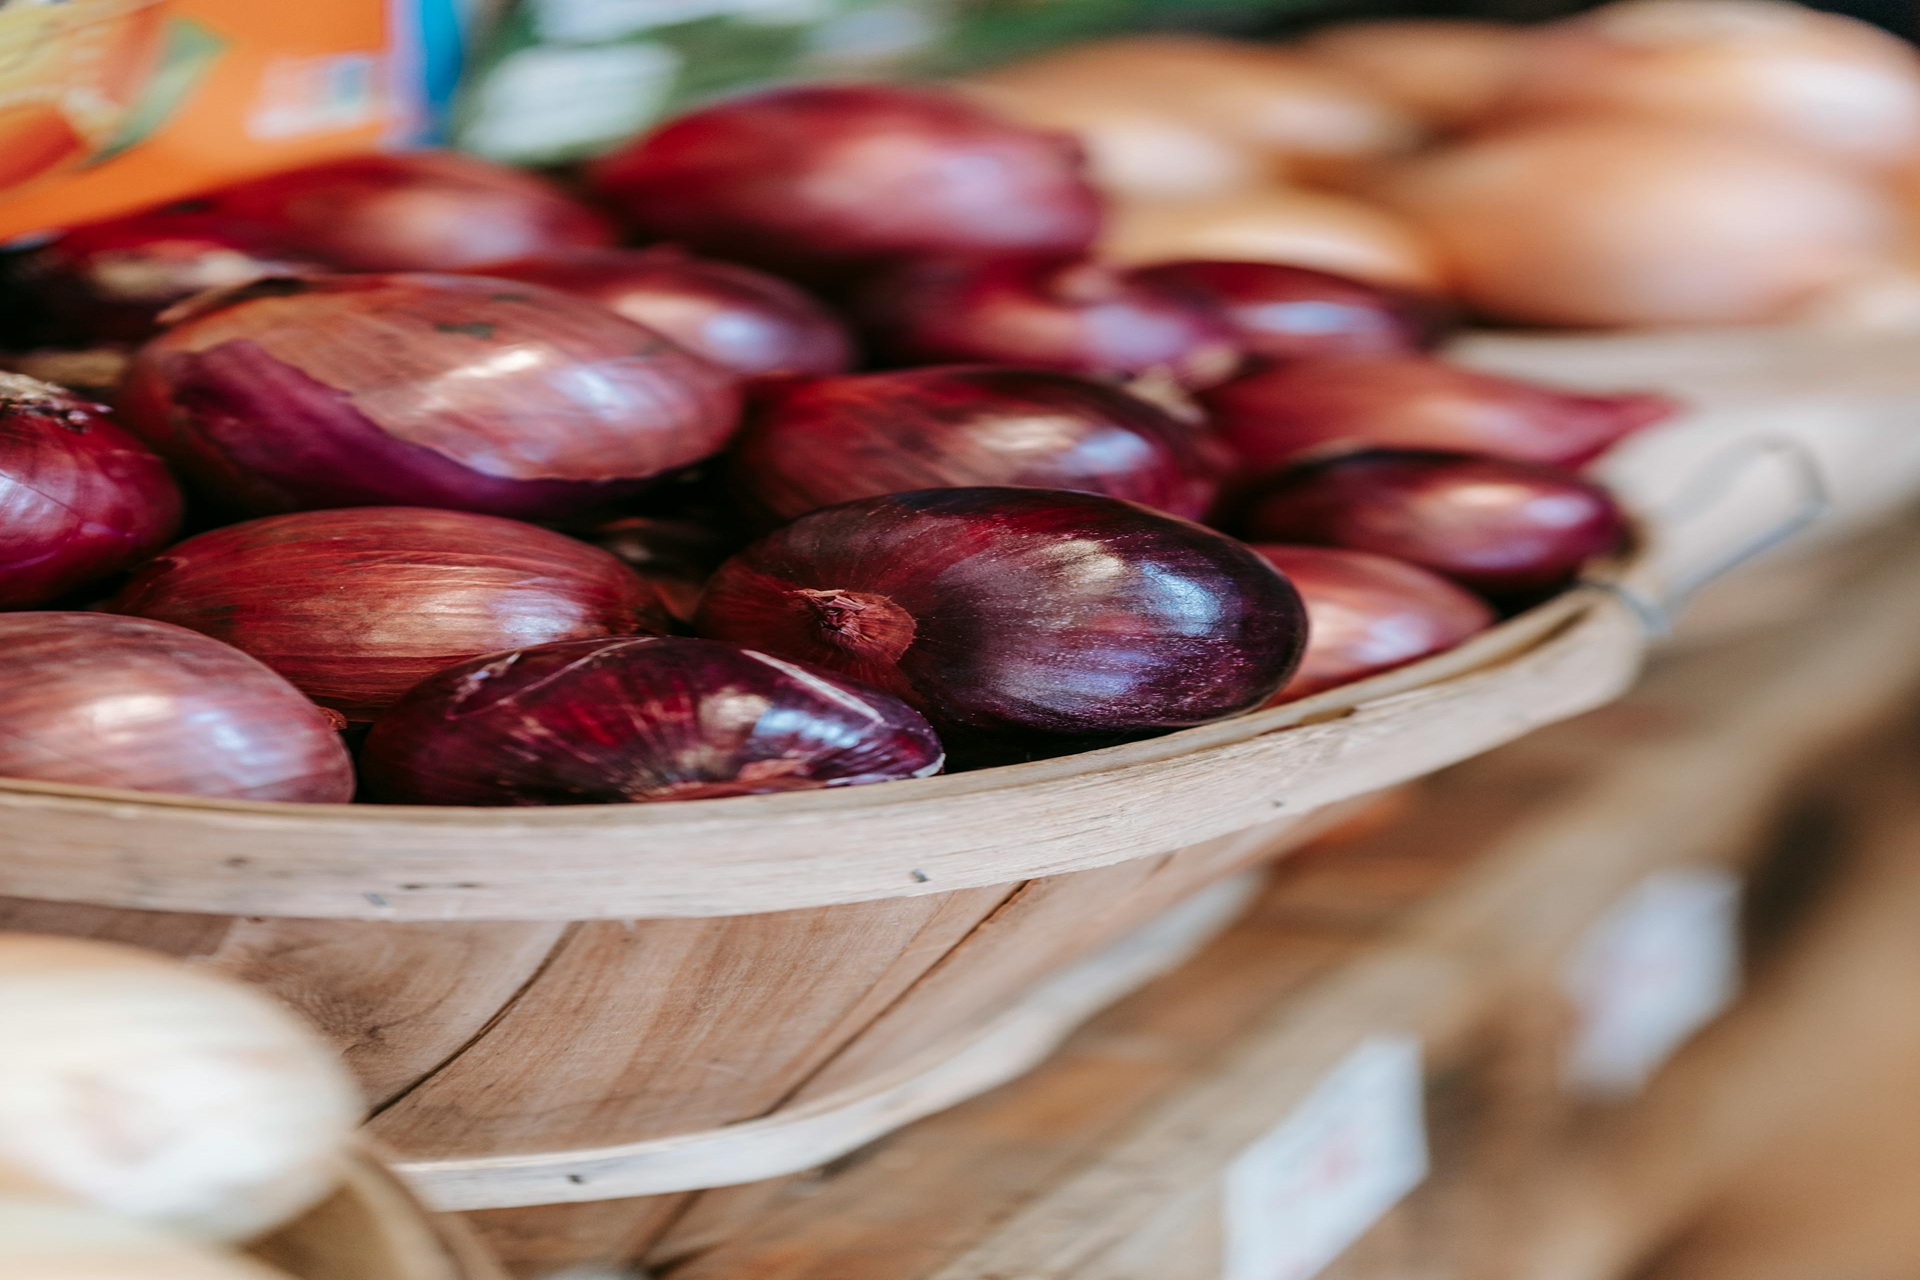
[794,588,917,662]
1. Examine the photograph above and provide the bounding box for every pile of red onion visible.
[0,84,1652,808]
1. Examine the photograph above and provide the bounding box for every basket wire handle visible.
[1583,434,1833,639]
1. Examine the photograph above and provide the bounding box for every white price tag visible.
[1223,1035,1428,1280]
[1563,867,1742,1097]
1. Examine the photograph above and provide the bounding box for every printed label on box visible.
[1223,1034,1428,1280]
[1563,866,1743,1097]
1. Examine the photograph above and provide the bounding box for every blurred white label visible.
[1564,867,1742,1096]
[249,55,385,139]
[464,43,680,159]
[533,0,829,42]
[1223,1035,1428,1280]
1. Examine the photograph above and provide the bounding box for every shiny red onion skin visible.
[730,367,1226,523]
[1241,450,1625,598]
[695,486,1306,758]
[205,150,616,272]
[1253,544,1495,701]
[120,273,742,521]
[1204,355,1675,479]
[108,506,671,721]
[9,209,332,344]
[475,246,855,379]
[0,612,353,801]
[362,635,944,806]
[1,374,183,608]
[857,255,1242,389]
[587,84,1103,280]
[1129,260,1450,364]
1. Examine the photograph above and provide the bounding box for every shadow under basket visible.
[254,1147,504,1280]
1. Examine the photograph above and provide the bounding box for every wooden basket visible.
[2,320,1902,1273]
[253,1148,504,1280]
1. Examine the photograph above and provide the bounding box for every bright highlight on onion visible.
[1242,450,1626,598]
[473,246,856,379]
[108,507,671,722]
[120,272,742,521]
[1129,260,1449,363]
[1253,545,1496,700]
[0,934,361,1240]
[204,150,616,271]
[0,613,354,801]
[1,374,182,608]
[856,254,1241,388]
[1202,355,1674,478]
[730,366,1226,522]
[696,486,1306,759]
[588,84,1103,280]
[362,636,945,806]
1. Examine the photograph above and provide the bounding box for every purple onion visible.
[361,635,944,805]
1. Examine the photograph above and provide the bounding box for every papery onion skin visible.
[587,84,1103,279]
[120,273,742,521]
[474,246,856,378]
[1503,0,1920,170]
[9,210,330,344]
[856,255,1242,389]
[1,373,183,608]
[108,507,671,721]
[204,150,616,271]
[1129,260,1450,363]
[1201,354,1675,479]
[1241,450,1625,598]
[695,486,1306,756]
[730,367,1226,523]
[0,613,353,801]
[1379,119,1895,327]
[362,635,945,806]
[1252,544,1495,701]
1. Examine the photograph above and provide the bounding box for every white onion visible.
[0,936,361,1241]
[1102,186,1445,289]
[1503,0,1920,169]
[1298,20,1529,128]
[0,1200,295,1280]
[1380,119,1896,326]
[956,80,1268,203]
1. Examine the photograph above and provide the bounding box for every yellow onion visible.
[1379,119,1895,326]
[1503,0,1920,170]
[955,80,1268,203]
[0,935,361,1241]
[1103,187,1446,290]
[0,1201,295,1280]
[969,36,1421,182]
[1297,20,1529,129]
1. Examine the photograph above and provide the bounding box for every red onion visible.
[587,513,739,625]
[587,84,1103,280]
[362,635,944,805]
[695,486,1305,758]
[474,246,855,379]
[9,209,330,344]
[1203,355,1676,479]
[1,374,182,609]
[1127,260,1450,363]
[1252,545,1495,701]
[730,367,1226,523]
[120,273,742,521]
[108,507,671,721]
[1241,450,1626,598]
[0,612,353,802]
[205,150,615,272]
[856,255,1242,389]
